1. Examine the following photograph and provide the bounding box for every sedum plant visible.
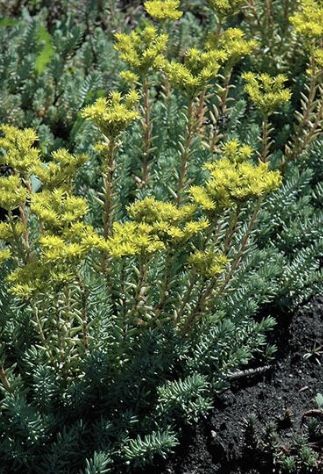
[0,1,322,472]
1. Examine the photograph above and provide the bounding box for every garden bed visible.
[154,297,323,473]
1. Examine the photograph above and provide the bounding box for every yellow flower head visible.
[81,91,140,138]
[128,196,208,243]
[162,48,226,95]
[290,0,323,41]
[39,234,86,263]
[128,196,194,223]
[144,0,183,21]
[6,261,49,298]
[207,28,257,63]
[191,141,282,210]
[0,248,11,264]
[33,148,88,190]
[0,125,40,174]
[207,0,246,16]
[31,189,88,230]
[221,139,253,162]
[189,249,228,277]
[0,175,28,211]
[105,221,165,258]
[115,24,168,74]
[0,221,25,240]
[242,72,291,114]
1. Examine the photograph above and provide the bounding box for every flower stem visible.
[177,97,195,205]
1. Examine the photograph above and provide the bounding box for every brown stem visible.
[155,249,173,317]
[223,205,241,252]
[177,98,195,205]
[132,255,148,322]
[0,366,11,392]
[103,139,117,239]
[141,77,152,186]
[284,67,322,164]
[209,67,233,153]
[78,275,89,351]
[260,115,271,162]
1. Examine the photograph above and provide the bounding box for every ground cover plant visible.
[0,0,322,472]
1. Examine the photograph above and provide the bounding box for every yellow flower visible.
[7,261,48,297]
[31,189,88,230]
[144,0,183,21]
[0,175,28,211]
[221,139,253,162]
[190,186,216,211]
[206,0,246,16]
[39,234,86,262]
[189,250,228,277]
[128,196,194,223]
[33,148,88,190]
[0,221,25,240]
[242,72,291,114]
[81,91,140,138]
[290,0,323,40]
[191,141,282,210]
[120,70,140,85]
[0,248,11,264]
[115,24,168,75]
[105,221,165,258]
[207,28,257,63]
[0,125,40,174]
[162,48,226,95]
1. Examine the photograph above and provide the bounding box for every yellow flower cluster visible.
[242,73,291,114]
[0,248,11,264]
[0,221,25,240]
[290,0,323,75]
[144,0,183,21]
[207,28,257,63]
[129,196,209,241]
[0,125,40,174]
[7,221,104,297]
[81,91,140,138]
[189,250,228,277]
[290,0,323,41]
[221,138,253,162]
[96,197,210,258]
[114,25,168,75]
[162,48,226,95]
[207,0,246,16]
[104,221,165,258]
[31,189,88,230]
[7,261,52,297]
[0,175,28,211]
[190,140,282,210]
[33,149,88,191]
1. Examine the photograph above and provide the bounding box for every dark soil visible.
[151,297,323,473]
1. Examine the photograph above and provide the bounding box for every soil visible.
[150,297,323,473]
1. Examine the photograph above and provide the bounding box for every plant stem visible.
[132,255,148,322]
[284,69,322,165]
[182,199,262,333]
[142,76,153,186]
[155,249,173,317]
[0,366,11,392]
[176,97,195,205]
[260,115,271,162]
[103,139,117,239]
[77,274,89,351]
[209,66,233,153]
